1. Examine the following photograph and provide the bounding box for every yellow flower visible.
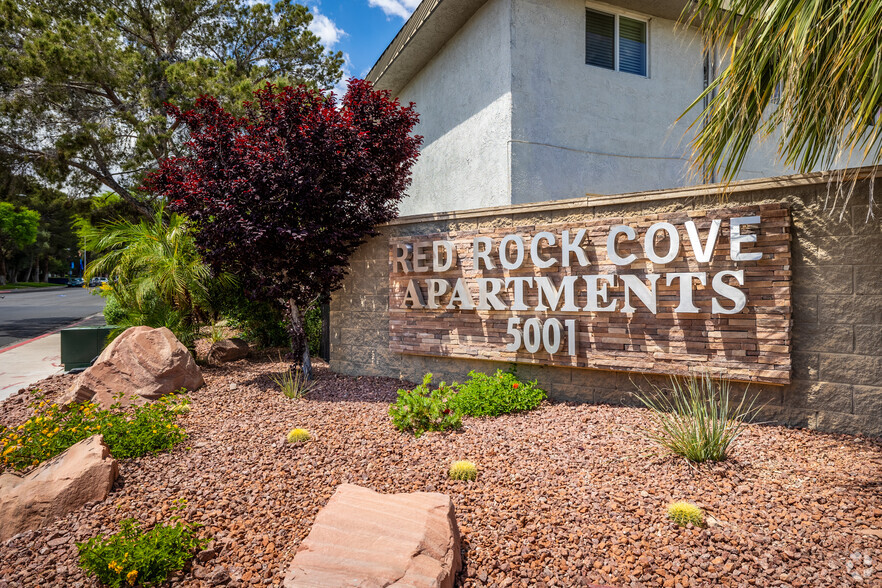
[108,560,123,573]
[126,569,138,585]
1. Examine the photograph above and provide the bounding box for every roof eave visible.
[366,0,489,95]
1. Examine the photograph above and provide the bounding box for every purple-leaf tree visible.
[149,79,422,378]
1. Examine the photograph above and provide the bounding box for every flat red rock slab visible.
[283,483,461,588]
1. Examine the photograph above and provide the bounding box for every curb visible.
[0,312,106,355]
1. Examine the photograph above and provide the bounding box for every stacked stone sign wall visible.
[329,170,882,436]
[389,204,791,384]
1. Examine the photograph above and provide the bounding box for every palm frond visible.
[681,0,882,184]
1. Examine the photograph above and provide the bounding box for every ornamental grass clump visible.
[667,501,705,527]
[77,513,206,587]
[270,356,314,400]
[389,374,461,438]
[450,369,546,417]
[448,460,478,481]
[0,393,188,472]
[286,428,311,443]
[632,372,760,463]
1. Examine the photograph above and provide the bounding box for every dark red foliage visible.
[150,79,422,307]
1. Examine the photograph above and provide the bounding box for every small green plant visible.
[0,394,188,471]
[207,323,226,343]
[170,402,191,415]
[77,511,207,587]
[667,501,705,527]
[286,428,311,443]
[270,356,314,400]
[448,460,478,481]
[632,372,760,463]
[450,369,546,417]
[389,373,462,438]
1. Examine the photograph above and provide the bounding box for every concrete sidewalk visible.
[0,333,64,400]
[0,313,106,401]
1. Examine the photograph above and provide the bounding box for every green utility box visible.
[60,326,114,371]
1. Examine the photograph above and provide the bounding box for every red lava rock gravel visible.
[1,353,881,587]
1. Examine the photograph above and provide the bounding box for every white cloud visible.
[332,52,354,96]
[367,0,421,20]
[309,8,347,48]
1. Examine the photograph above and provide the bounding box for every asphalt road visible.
[0,287,106,349]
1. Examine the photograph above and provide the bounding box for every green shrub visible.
[448,460,478,481]
[286,428,311,443]
[667,501,705,527]
[104,289,199,349]
[389,374,461,438]
[632,372,760,463]
[77,515,206,587]
[211,283,324,354]
[102,292,127,326]
[450,369,546,417]
[99,396,190,459]
[0,394,188,471]
[210,284,289,348]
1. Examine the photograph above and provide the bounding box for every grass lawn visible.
[1,282,61,289]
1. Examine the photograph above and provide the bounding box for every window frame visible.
[585,2,651,78]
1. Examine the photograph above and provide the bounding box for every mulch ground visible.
[1,353,881,587]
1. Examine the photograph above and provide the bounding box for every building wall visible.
[508,0,798,205]
[395,0,513,217]
[330,172,882,437]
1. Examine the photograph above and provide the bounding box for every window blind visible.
[618,16,647,76]
[585,9,615,70]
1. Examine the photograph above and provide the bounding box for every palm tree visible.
[81,205,231,343]
[681,0,882,193]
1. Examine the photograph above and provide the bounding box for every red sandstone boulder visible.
[283,484,461,588]
[0,435,118,541]
[64,326,204,408]
[207,338,250,364]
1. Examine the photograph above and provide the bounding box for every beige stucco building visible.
[367,0,814,217]
[327,0,882,436]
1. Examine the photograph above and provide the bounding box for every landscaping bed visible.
[1,355,881,587]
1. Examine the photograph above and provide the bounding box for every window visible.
[585,7,648,76]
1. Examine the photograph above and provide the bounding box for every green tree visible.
[0,202,40,284]
[682,0,882,187]
[0,0,343,215]
[80,205,232,345]
[1,156,93,282]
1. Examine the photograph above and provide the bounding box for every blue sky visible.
[304,0,420,89]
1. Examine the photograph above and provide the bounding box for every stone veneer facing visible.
[330,172,882,437]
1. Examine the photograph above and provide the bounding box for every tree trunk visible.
[0,256,6,285]
[23,256,33,283]
[287,299,313,381]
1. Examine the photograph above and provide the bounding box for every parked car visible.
[88,277,108,288]
[68,277,85,287]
